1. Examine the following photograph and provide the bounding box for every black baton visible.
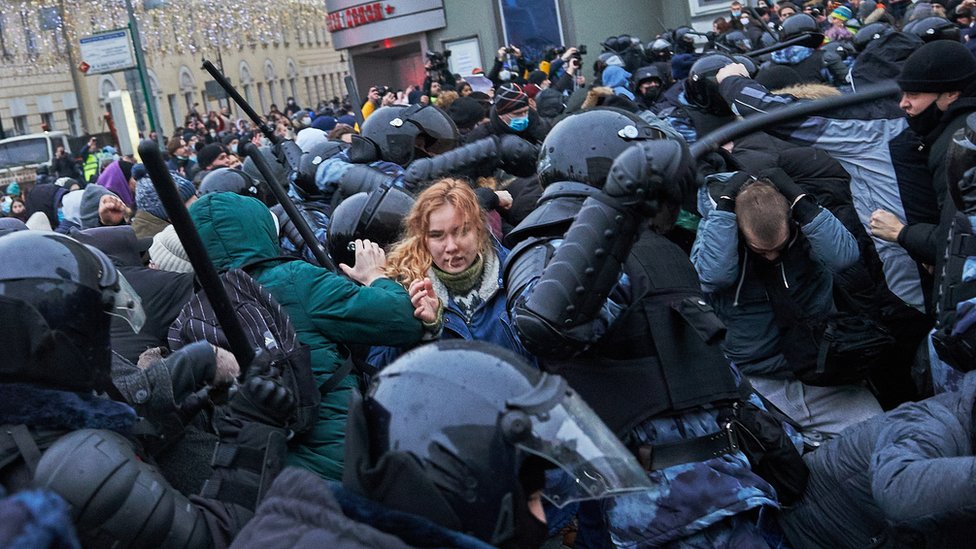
[138,139,255,368]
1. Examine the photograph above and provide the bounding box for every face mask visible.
[906,99,945,139]
[732,10,741,17]
[508,115,529,132]
[302,116,311,126]
[642,87,662,103]
[1,198,10,215]
[741,17,750,25]
[189,155,197,164]
[230,144,238,155]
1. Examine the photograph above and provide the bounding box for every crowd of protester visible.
[3,0,976,547]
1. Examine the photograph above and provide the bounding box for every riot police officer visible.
[0,231,295,548]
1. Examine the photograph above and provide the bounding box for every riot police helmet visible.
[537,107,664,188]
[326,183,414,267]
[0,231,144,391]
[685,53,737,114]
[358,340,652,546]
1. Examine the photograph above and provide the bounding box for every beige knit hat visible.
[149,224,193,273]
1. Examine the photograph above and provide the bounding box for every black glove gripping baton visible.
[689,81,901,161]
[201,59,336,272]
[139,139,255,369]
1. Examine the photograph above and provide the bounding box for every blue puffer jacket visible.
[779,370,976,548]
[692,182,859,377]
[368,243,535,368]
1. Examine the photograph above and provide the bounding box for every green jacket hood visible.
[189,192,278,270]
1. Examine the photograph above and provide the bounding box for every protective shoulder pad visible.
[35,429,211,548]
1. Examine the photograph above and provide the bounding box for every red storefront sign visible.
[327,2,396,32]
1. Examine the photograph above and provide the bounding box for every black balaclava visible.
[502,457,550,549]
[907,100,945,140]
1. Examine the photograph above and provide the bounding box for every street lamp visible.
[124,0,165,147]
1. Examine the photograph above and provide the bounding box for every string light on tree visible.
[0,0,329,71]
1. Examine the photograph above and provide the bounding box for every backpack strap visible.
[1,425,42,477]
[319,357,355,396]
[239,256,302,273]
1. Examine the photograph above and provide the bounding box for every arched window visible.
[179,65,197,112]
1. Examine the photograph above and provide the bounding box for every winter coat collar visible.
[0,383,136,432]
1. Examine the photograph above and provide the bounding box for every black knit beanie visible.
[447,96,486,130]
[897,40,976,93]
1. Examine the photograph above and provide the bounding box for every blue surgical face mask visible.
[731,10,741,17]
[508,115,529,132]
[230,144,238,155]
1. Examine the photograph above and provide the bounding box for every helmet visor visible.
[508,375,651,507]
[107,270,146,333]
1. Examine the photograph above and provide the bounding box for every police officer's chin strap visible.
[511,140,687,357]
[402,134,539,192]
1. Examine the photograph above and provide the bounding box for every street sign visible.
[79,29,136,75]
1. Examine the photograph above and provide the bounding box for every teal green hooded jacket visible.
[189,193,423,480]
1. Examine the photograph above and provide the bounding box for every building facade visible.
[326,0,703,99]
[0,0,349,142]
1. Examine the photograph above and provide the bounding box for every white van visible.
[0,132,72,189]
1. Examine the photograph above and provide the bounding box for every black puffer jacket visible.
[231,468,493,549]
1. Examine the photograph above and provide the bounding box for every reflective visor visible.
[507,375,652,507]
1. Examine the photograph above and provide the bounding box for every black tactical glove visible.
[163,344,219,403]
[709,171,753,212]
[760,167,819,224]
[604,139,687,216]
[229,350,296,428]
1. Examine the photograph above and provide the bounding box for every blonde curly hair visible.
[385,178,491,285]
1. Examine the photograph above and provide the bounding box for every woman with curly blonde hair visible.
[370,178,534,367]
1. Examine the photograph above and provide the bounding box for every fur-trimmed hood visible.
[770,83,841,100]
[582,86,614,109]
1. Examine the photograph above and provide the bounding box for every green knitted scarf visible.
[433,253,484,296]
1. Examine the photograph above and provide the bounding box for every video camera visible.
[425,50,451,72]
[552,45,588,60]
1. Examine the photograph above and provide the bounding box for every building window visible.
[20,10,39,61]
[257,82,266,114]
[688,0,729,16]
[13,116,28,136]
[167,95,179,131]
[0,14,11,61]
[40,112,54,131]
[305,77,313,106]
[66,109,80,135]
